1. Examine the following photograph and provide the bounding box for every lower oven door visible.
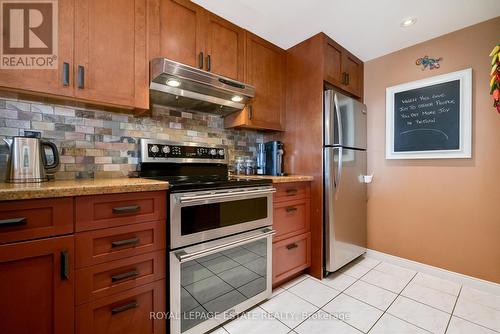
[169,227,275,334]
[170,186,275,249]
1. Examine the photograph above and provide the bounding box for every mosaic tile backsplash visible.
[0,94,263,180]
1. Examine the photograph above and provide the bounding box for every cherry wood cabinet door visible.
[342,52,363,98]
[0,235,74,334]
[74,0,148,109]
[152,0,205,68]
[204,12,245,80]
[242,32,286,131]
[323,37,344,88]
[0,0,74,97]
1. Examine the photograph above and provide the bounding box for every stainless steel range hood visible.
[149,58,255,116]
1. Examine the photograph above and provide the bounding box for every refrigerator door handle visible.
[334,93,343,147]
[336,147,343,193]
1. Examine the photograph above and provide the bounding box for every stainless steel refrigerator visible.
[324,89,368,273]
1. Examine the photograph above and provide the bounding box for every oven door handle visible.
[178,188,276,204]
[175,228,276,263]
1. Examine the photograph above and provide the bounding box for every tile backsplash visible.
[0,93,263,180]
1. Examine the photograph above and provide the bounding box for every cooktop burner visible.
[137,139,271,192]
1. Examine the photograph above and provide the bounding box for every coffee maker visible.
[264,141,284,176]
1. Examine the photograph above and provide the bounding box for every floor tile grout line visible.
[450,314,500,333]
[444,285,462,333]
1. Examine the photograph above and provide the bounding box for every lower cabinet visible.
[76,280,166,334]
[0,235,75,334]
[272,182,312,286]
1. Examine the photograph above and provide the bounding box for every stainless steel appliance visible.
[138,139,275,334]
[3,132,59,183]
[256,143,265,175]
[264,141,284,176]
[149,58,255,116]
[324,89,369,273]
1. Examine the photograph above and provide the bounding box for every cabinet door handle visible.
[247,105,253,120]
[286,243,298,250]
[62,62,70,86]
[285,188,297,195]
[199,52,204,69]
[111,237,139,248]
[60,251,69,280]
[341,72,346,85]
[285,206,297,213]
[0,217,27,227]
[346,73,350,85]
[77,65,85,89]
[206,55,211,71]
[112,205,140,214]
[111,301,138,315]
[111,269,139,282]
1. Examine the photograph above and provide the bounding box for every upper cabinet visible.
[224,32,286,131]
[0,0,75,98]
[74,0,148,109]
[152,0,244,81]
[0,0,149,110]
[322,34,363,99]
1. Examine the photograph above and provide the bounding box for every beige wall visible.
[365,17,500,283]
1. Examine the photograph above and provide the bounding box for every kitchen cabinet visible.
[0,235,75,334]
[0,0,74,98]
[224,32,286,131]
[74,0,148,109]
[323,34,363,99]
[152,0,245,80]
[272,182,311,286]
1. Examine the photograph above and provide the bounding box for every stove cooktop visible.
[141,175,272,192]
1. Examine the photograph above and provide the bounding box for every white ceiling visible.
[192,0,500,61]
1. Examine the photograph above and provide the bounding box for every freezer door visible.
[324,90,367,149]
[324,147,367,273]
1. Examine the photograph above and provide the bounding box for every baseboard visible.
[365,249,500,296]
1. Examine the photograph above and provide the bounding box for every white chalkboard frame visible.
[386,68,472,159]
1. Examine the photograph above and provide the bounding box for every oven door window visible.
[180,238,267,332]
[181,197,268,236]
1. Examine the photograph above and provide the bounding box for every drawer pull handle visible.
[285,188,298,195]
[111,301,138,315]
[112,205,140,214]
[111,270,139,282]
[285,207,297,213]
[60,251,69,280]
[0,217,27,227]
[111,237,139,248]
[286,243,298,250]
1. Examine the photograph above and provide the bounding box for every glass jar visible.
[234,157,245,175]
[245,159,255,175]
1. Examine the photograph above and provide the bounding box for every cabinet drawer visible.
[273,199,310,242]
[274,182,310,203]
[76,279,166,334]
[272,232,311,285]
[75,191,166,232]
[0,197,73,244]
[75,221,166,268]
[76,250,166,305]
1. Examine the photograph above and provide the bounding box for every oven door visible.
[170,186,275,249]
[170,227,275,334]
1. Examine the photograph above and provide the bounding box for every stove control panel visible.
[142,140,226,162]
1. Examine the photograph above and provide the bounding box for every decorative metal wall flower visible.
[416,56,442,70]
[489,45,500,113]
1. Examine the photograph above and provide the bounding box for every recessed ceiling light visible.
[401,17,417,27]
[231,95,243,102]
[166,79,181,87]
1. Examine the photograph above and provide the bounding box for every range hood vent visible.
[149,58,255,116]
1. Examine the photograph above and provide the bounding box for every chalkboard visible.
[394,80,460,152]
[386,68,472,159]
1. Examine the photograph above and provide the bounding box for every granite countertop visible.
[230,174,313,183]
[0,178,169,201]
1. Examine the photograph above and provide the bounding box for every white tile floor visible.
[212,256,500,334]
